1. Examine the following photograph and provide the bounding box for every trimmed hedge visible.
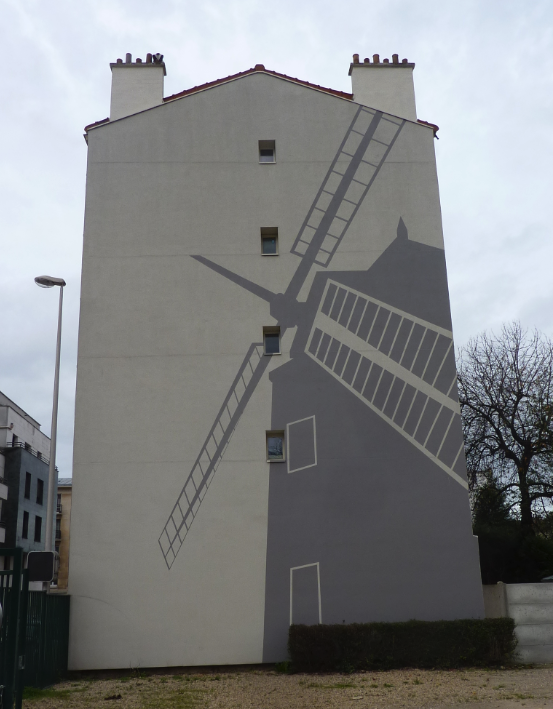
[288,618,516,672]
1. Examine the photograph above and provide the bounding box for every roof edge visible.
[163,65,353,104]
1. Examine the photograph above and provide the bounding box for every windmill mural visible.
[155,98,483,660]
[158,105,409,568]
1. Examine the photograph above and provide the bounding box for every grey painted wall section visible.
[70,70,483,670]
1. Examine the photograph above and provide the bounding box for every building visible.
[69,52,484,670]
[54,478,72,589]
[0,391,54,557]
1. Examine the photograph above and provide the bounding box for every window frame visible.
[266,430,285,462]
[263,326,281,356]
[36,478,44,506]
[24,472,31,500]
[34,515,42,543]
[259,140,276,164]
[261,227,279,256]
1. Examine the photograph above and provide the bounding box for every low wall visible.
[483,582,553,663]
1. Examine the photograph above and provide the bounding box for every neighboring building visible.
[69,52,484,670]
[55,478,72,589]
[0,391,54,557]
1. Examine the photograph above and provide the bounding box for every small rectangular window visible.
[261,227,278,256]
[36,479,44,506]
[34,515,42,543]
[24,472,31,499]
[22,511,29,539]
[263,326,281,355]
[259,140,276,163]
[266,430,285,461]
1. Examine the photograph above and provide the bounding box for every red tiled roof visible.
[83,65,438,135]
[84,117,109,132]
[163,64,353,104]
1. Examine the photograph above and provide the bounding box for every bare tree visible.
[457,322,553,536]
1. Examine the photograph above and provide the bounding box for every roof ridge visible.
[163,65,353,104]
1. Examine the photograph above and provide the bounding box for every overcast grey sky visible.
[1,0,552,478]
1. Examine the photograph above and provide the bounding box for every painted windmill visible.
[158,105,465,570]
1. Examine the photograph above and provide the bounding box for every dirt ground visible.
[21,665,553,709]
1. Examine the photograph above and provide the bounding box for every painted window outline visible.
[289,562,322,625]
[286,415,317,474]
[263,326,281,355]
[259,139,276,163]
[261,227,279,256]
[266,430,285,462]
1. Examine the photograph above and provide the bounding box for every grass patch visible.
[23,687,71,701]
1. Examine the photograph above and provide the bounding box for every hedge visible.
[288,618,516,672]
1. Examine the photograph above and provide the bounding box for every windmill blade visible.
[305,278,467,489]
[159,342,271,569]
[286,108,405,299]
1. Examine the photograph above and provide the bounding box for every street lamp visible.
[35,275,66,553]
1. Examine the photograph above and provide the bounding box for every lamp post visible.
[35,275,66,553]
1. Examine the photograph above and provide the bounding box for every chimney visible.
[348,54,417,121]
[109,53,166,121]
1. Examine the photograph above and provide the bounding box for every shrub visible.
[288,618,516,672]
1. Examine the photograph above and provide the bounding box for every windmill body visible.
[69,56,484,671]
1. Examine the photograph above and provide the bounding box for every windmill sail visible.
[159,344,269,568]
[306,278,467,488]
[160,107,407,568]
[291,109,404,268]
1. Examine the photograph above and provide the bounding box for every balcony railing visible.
[57,502,63,514]
[2,441,59,471]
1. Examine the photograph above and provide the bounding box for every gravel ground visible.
[22,666,553,709]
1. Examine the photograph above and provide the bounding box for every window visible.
[24,472,31,499]
[266,430,285,461]
[34,516,42,543]
[259,140,276,163]
[263,326,281,355]
[261,227,278,256]
[22,511,29,539]
[55,518,61,540]
[36,478,44,505]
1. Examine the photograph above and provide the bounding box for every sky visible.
[1,0,552,478]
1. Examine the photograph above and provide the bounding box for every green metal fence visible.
[0,548,27,709]
[0,549,70,708]
[24,592,70,689]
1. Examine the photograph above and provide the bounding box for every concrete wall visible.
[70,70,483,670]
[483,583,553,663]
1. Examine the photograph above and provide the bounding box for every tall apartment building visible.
[69,53,484,670]
[0,390,54,555]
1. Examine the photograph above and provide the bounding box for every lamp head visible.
[35,276,66,288]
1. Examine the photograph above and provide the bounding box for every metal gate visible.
[0,548,29,709]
